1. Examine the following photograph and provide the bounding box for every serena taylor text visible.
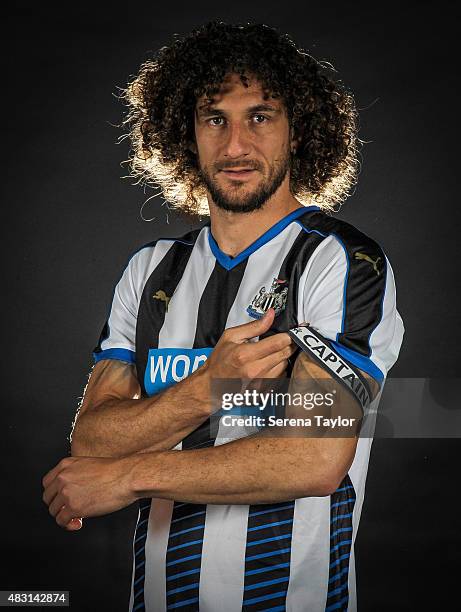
[220,415,357,428]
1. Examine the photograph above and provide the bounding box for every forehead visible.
[196,73,284,112]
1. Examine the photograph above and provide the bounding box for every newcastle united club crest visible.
[247,278,288,319]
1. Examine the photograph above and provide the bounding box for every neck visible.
[208,189,303,258]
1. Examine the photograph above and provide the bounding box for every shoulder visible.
[125,225,205,269]
[297,209,385,256]
[295,209,388,277]
[296,210,403,380]
[113,226,205,299]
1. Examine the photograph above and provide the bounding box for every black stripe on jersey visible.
[296,211,387,357]
[180,257,249,451]
[259,222,327,376]
[135,232,201,394]
[194,258,249,347]
[166,257,248,611]
[325,475,356,612]
[242,501,295,611]
[166,538,205,566]
[243,593,289,611]
[131,499,151,612]
[165,506,206,608]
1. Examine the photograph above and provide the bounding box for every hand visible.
[42,456,137,530]
[204,308,297,380]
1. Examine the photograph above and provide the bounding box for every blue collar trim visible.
[207,206,320,270]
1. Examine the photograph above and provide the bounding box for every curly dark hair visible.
[119,21,360,216]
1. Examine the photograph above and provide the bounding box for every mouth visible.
[220,168,257,180]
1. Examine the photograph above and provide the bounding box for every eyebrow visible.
[196,103,281,118]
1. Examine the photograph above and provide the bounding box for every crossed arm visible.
[70,310,294,457]
[70,358,214,457]
[43,311,378,529]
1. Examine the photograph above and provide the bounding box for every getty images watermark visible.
[209,378,461,439]
[219,388,357,430]
[209,378,363,439]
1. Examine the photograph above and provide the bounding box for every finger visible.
[255,344,297,376]
[49,493,66,518]
[42,478,60,507]
[237,333,294,365]
[241,358,290,394]
[56,505,76,529]
[256,338,298,372]
[261,359,290,378]
[42,464,64,489]
[230,308,276,342]
[65,517,83,531]
[248,332,294,358]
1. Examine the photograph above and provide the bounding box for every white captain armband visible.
[288,325,373,412]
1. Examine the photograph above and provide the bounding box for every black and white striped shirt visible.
[93,205,404,612]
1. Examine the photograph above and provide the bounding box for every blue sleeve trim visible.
[330,341,384,386]
[93,348,136,364]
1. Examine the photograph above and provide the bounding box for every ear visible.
[290,126,303,154]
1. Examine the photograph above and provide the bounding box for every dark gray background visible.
[2,2,459,611]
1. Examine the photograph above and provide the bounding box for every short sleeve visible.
[92,255,139,365]
[299,234,404,387]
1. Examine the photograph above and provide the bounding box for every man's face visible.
[194,73,293,213]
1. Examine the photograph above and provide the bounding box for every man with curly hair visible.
[42,22,404,612]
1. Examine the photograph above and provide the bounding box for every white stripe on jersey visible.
[285,497,332,611]
[199,505,249,611]
[158,230,216,349]
[100,240,176,354]
[368,257,405,377]
[144,499,175,611]
[298,235,348,337]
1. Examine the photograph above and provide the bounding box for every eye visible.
[252,114,269,124]
[208,117,225,126]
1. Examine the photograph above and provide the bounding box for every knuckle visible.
[278,336,291,350]
[232,349,246,367]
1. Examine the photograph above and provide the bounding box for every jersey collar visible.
[207,206,320,271]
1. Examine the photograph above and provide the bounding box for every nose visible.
[223,122,251,159]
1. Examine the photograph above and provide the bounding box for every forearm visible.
[128,433,353,504]
[71,366,212,458]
